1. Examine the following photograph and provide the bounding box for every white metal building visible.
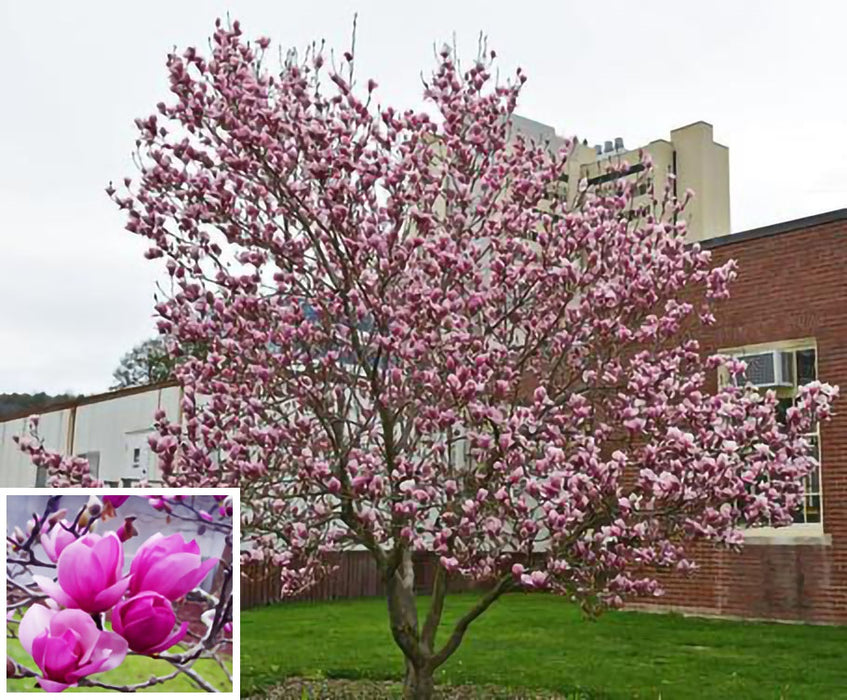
[0,383,182,487]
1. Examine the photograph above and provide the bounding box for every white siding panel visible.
[0,385,182,487]
[73,386,182,485]
[0,409,72,487]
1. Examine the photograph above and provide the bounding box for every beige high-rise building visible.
[510,116,731,243]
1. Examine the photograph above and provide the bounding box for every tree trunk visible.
[403,662,435,700]
[386,550,433,698]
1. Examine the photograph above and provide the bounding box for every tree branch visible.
[431,574,513,669]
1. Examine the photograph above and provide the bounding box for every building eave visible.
[701,208,847,249]
[0,381,180,424]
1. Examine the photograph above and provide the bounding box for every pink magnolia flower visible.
[128,532,218,600]
[19,605,128,692]
[40,521,76,563]
[147,496,172,512]
[102,495,130,508]
[111,592,189,655]
[34,532,130,613]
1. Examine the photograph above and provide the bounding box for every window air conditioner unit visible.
[735,350,795,388]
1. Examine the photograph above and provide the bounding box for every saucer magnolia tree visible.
[106,20,837,698]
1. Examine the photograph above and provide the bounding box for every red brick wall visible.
[637,218,847,623]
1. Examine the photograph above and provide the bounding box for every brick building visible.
[631,208,847,624]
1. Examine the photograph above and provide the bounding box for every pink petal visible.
[36,678,73,692]
[18,604,56,656]
[167,556,218,599]
[133,552,197,597]
[58,545,105,607]
[92,532,124,579]
[92,576,132,612]
[30,632,52,674]
[70,630,128,680]
[47,609,100,659]
[122,611,172,650]
[33,575,79,609]
[129,533,163,576]
[116,593,159,627]
[156,532,200,556]
[40,533,58,562]
[144,621,189,655]
[38,634,79,678]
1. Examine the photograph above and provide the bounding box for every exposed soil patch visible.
[251,678,577,699]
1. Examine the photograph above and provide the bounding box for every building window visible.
[722,340,822,526]
[35,465,48,488]
[131,448,141,469]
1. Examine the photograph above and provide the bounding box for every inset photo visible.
[5,490,238,695]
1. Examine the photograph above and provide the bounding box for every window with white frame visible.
[720,340,822,526]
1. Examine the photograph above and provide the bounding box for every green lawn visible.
[242,592,847,699]
[6,636,232,693]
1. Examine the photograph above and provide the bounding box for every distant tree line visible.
[110,337,208,390]
[0,338,203,422]
[0,392,77,421]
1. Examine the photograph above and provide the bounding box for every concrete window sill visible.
[742,529,832,546]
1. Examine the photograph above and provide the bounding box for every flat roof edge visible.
[702,208,847,249]
[0,381,180,424]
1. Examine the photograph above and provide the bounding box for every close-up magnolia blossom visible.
[111,592,189,655]
[34,533,130,614]
[18,606,128,692]
[7,494,233,693]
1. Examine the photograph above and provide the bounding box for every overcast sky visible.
[2,1,845,396]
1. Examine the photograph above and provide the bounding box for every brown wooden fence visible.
[240,551,481,609]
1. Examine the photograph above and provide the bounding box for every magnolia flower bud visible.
[77,510,90,530]
[86,495,103,518]
[48,509,68,527]
[116,517,138,543]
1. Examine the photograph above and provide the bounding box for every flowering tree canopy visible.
[85,18,840,698]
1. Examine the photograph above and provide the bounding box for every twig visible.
[79,669,181,691]
[167,661,220,692]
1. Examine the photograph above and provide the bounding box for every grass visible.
[6,635,232,693]
[242,592,847,699]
